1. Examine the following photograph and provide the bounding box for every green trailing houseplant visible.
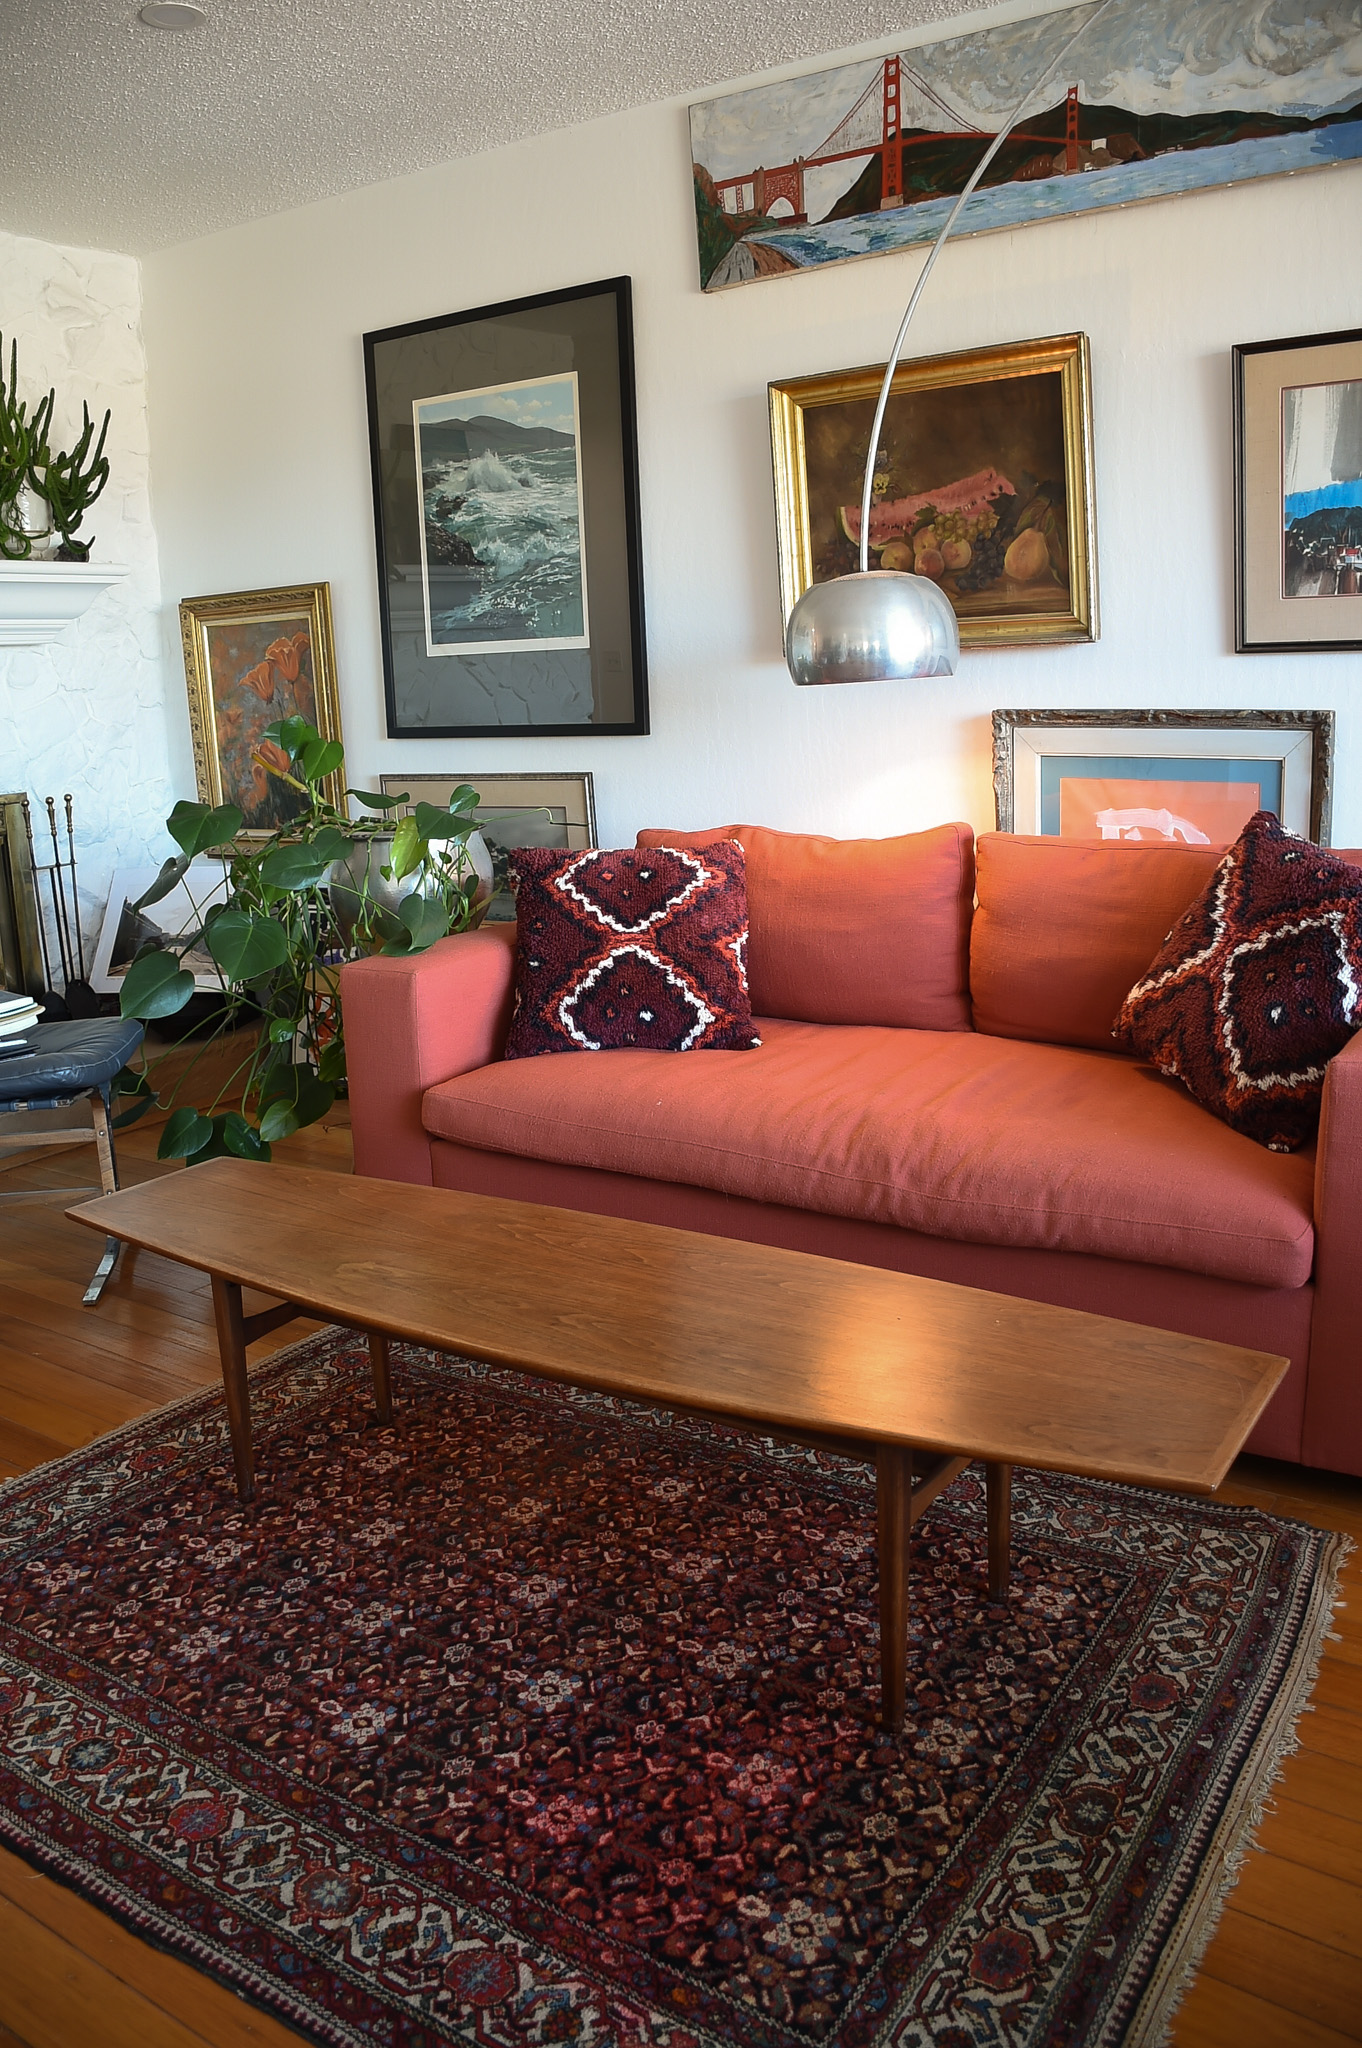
[114,715,487,1165]
[0,329,111,560]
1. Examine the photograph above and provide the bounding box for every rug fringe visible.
[1132,1525,1355,2047]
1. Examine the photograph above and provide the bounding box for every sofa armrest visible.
[341,924,516,1184]
[1303,1028,1362,1467]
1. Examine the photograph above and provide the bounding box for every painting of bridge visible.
[689,3,1362,289]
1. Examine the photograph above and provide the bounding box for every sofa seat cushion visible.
[422,1020,1314,1288]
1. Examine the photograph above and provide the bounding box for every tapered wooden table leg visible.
[368,1330,393,1422]
[876,1442,913,1731]
[211,1273,255,1503]
[986,1461,1012,1596]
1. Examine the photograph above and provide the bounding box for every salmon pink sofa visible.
[341,824,1362,1477]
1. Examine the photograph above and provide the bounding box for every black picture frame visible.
[1233,327,1362,655]
[364,277,649,737]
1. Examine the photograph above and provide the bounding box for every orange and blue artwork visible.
[206,617,317,831]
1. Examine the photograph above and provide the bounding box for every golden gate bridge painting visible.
[688,3,1362,290]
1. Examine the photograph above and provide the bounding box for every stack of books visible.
[0,989,42,1046]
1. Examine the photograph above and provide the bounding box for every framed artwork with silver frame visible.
[992,709,1334,846]
[770,332,1097,649]
[1234,327,1362,653]
[179,582,344,841]
[380,771,596,922]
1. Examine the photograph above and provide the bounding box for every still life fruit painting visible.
[769,332,1098,647]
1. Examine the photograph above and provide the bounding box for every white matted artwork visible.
[413,372,590,659]
[1234,328,1362,652]
[992,711,1333,845]
[379,772,596,922]
[91,862,232,996]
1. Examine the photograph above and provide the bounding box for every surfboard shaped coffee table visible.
[70,1159,1287,1730]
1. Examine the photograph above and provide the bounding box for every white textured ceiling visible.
[0,0,1019,255]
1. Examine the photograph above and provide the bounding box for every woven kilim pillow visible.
[505,842,761,1058]
[1114,810,1362,1151]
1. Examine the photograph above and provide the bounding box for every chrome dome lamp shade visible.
[784,0,1115,688]
[786,568,957,685]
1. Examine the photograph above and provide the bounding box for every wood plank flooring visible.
[0,1091,1358,2044]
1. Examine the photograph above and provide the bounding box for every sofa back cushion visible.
[971,833,1223,1050]
[635,822,975,1029]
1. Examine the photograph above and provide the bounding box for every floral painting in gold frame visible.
[179,583,344,837]
[769,332,1097,648]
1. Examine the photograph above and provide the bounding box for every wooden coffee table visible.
[70,1159,1287,1729]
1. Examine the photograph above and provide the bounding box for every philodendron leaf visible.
[317,1038,346,1087]
[221,1111,271,1161]
[379,892,449,956]
[257,1097,299,1143]
[349,788,405,808]
[257,1072,334,1144]
[111,1095,156,1131]
[267,1018,296,1044]
[156,1106,214,1160]
[119,947,195,1020]
[387,813,424,880]
[308,826,353,864]
[205,908,290,982]
[412,801,476,842]
[258,842,334,890]
[263,714,315,761]
[167,799,243,857]
[297,736,344,784]
[130,854,191,912]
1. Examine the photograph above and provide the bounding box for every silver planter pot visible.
[327,829,493,948]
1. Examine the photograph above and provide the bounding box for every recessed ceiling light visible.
[138,2,208,28]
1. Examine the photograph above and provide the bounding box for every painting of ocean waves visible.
[415,373,590,656]
[690,2,1362,289]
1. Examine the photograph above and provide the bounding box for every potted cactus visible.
[0,330,111,561]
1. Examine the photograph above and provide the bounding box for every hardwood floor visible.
[0,1091,1358,2045]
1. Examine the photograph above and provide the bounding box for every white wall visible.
[140,77,1362,851]
[0,228,174,967]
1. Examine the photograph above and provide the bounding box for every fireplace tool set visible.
[16,795,99,1018]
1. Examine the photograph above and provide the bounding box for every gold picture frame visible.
[179,583,344,839]
[769,333,1098,648]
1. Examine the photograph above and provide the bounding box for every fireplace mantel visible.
[0,560,129,646]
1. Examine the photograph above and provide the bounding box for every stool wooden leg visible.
[211,1273,255,1503]
[82,1094,123,1305]
[368,1330,393,1422]
[90,1092,119,1194]
[986,1462,1012,1597]
[876,1442,913,1731]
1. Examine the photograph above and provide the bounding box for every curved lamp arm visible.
[856,0,1119,572]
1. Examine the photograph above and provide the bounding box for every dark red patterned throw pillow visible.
[1114,811,1362,1151]
[505,842,760,1059]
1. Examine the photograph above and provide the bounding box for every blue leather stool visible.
[0,1017,146,1302]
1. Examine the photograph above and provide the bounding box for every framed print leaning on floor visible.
[992,709,1334,846]
[770,333,1097,649]
[380,771,596,922]
[179,583,344,840]
[1235,328,1362,653]
[364,278,648,739]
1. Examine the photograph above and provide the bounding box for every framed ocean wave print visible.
[364,278,649,737]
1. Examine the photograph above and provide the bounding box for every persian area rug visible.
[0,1332,1346,2048]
